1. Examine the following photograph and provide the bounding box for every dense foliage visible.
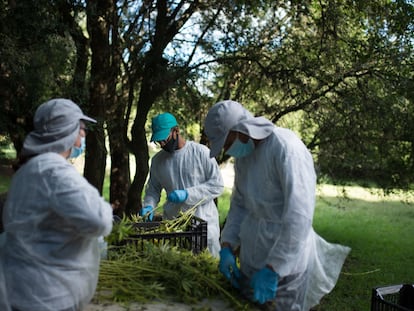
[1,1,413,213]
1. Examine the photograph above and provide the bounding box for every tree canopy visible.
[1,0,413,215]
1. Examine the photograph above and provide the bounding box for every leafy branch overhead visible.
[1,1,413,215]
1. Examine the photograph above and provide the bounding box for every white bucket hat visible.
[21,98,96,157]
[204,100,274,157]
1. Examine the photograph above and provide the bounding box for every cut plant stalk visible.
[95,243,251,310]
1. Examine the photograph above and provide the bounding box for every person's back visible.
[0,192,6,233]
[3,154,108,310]
[0,98,113,311]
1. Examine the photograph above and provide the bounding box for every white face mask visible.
[69,136,85,158]
[225,137,255,158]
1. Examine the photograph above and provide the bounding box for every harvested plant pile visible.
[97,204,251,310]
[95,244,249,310]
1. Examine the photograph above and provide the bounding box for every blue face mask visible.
[225,137,255,158]
[69,137,86,159]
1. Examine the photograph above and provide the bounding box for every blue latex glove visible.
[167,189,188,203]
[139,205,154,221]
[250,267,279,304]
[219,247,241,289]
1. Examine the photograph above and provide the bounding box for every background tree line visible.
[1,0,413,216]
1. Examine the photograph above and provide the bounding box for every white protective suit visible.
[143,141,224,257]
[0,234,11,311]
[221,126,351,310]
[1,152,113,311]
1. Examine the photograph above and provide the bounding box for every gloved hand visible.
[219,247,241,289]
[139,205,154,221]
[167,189,188,203]
[250,267,279,304]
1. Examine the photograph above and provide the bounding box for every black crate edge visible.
[371,284,414,311]
[122,215,208,254]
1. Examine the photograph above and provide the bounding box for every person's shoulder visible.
[187,140,207,149]
[150,149,169,165]
[274,126,295,136]
[187,141,210,154]
[47,153,77,172]
[18,153,76,185]
[271,127,310,155]
[24,152,68,169]
[272,127,302,143]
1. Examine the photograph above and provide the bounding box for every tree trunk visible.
[126,110,149,216]
[108,100,131,216]
[58,0,89,105]
[125,53,174,216]
[105,2,131,215]
[84,0,112,193]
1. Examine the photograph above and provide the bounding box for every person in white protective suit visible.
[141,112,224,257]
[0,98,113,311]
[203,100,351,311]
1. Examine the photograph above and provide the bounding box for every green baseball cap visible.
[150,112,178,142]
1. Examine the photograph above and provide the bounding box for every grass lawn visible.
[216,186,414,311]
[1,160,413,310]
[311,185,414,311]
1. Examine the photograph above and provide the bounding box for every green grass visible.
[0,143,16,160]
[312,185,414,311]
[216,186,414,311]
[0,168,12,194]
[0,176,11,193]
[217,189,231,226]
[0,143,15,193]
[2,167,413,310]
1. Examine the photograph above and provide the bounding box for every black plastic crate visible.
[125,216,208,254]
[371,284,414,311]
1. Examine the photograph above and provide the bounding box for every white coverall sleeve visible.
[184,152,224,207]
[0,234,11,311]
[51,169,113,237]
[266,151,316,276]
